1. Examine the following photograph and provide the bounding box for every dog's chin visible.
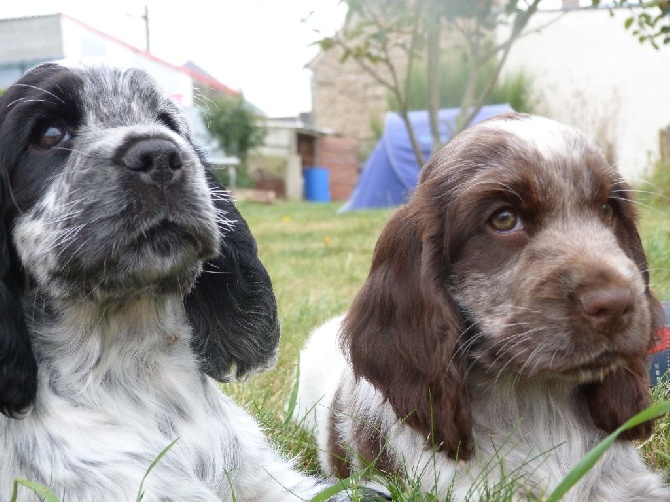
[133,220,216,263]
[46,223,219,303]
[53,261,204,303]
[475,342,633,384]
[558,358,623,384]
[561,352,634,384]
[511,353,628,384]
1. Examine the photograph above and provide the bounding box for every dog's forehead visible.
[488,115,594,162]
[74,65,175,125]
[422,114,621,215]
[475,114,616,194]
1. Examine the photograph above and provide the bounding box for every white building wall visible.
[0,16,63,64]
[0,14,230,162]
[59,16,194,108]
[498,8,670,179]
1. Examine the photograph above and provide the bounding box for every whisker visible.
[11,83,66,104]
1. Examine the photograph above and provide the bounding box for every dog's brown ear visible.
[585,193,664,439]
[341,207,472,460]
[185,170,280,381]
[584,223,663,441]
[584,353,655,440]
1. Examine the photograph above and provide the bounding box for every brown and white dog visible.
[295,113,669,500]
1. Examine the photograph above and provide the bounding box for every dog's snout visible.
[577,285,635,334]
[123,138,183,185]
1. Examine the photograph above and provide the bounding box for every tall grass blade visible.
[308,471,367,502]
[135,437,180,501]
[284,355,300,427]
[547,400,670,501]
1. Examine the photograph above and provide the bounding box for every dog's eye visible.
[35,123,71,149]
[489,208,523,233]
[601,203,615,221]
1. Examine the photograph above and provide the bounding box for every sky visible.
[0,1,347,117]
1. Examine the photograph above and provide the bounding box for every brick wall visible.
[317,136,359,201]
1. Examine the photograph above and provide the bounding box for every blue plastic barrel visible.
[304,167,330,202]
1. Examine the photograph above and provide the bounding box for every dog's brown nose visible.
[122,138,183,185]
[578,286,635,334]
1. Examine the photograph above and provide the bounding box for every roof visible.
[178,59,239,97]
[0,13,239,97]
[266,116,334,136]
[182,60,266,115]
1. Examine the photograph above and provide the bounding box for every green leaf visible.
[308,473,367,502]
[11,480,61,502]
[319,38,336,51]
[546,400,670,502]
[308,482,349,502]
[624,17,635,30]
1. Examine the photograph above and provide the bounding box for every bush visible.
[388,52,535,113]
[639,160,670,209]
[199,92,266,189]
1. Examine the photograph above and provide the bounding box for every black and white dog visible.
[0,63,377,501]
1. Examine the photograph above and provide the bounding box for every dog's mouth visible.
[41,216,220,301]
[136,220,202,257]
[574,356,619,377]
[557,352,626,383]
[123,217,220,278]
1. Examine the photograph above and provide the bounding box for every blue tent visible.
[340,104,513,212]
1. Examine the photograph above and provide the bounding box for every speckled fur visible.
[0,64,369,501]
[296,114,670,501]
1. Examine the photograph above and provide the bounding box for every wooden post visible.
[660,126,670,165]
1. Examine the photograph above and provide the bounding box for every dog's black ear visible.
[0,209,38,417]
[186,170,280,381]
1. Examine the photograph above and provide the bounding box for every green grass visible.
[225,201,393,469]
[12,198,669,501]
[226,198,670,499]
[226,202,391,412]
[638,162,670,299]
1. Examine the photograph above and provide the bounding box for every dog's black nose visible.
[122,138,183,185]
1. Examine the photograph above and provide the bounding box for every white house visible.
[0,13,240,163]
[498,5,670,179]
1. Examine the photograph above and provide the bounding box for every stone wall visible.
[309,44,395,162]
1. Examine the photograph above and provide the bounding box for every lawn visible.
[225,201,393,468]
[225,198,670,493]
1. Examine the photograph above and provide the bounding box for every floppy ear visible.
[341,206,473,460]
[185,170,280,381]
[584,201,661,440]
[0,206,38,417]
[585,292,663,440]
[584,342,656,441]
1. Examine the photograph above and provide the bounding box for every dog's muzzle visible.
[121,137,185,189]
